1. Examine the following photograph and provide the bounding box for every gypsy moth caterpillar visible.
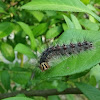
[39,41,93,71]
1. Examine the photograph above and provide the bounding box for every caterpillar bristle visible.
[39,41,93,71]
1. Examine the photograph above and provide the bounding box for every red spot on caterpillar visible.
[39,41,93,71]
[63,44,67,50]
[70,43,75,48]
[78,42,82,46]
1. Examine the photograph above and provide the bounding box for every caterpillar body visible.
[39,41,93,71]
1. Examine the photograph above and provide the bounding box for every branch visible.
[0,88,82,99]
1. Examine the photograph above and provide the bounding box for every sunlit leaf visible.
[17,22,37,50]
[80,0,90,5]
[63,15,75,29]
[90,64,100,82]
[21,0,100,22]
[32,23,48,37]
[62,23,68,31]
[71,14,82,29]
[0,22,15,38]
[2,97,34,100]
[14,43,36,58]
[0,43,15,62]
[30,11,44,22]
[87,4,96,12]
[46,26,63,39]
[79,19,99,31]
[35,29,100,79]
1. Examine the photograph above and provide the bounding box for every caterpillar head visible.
[40,62,50,71]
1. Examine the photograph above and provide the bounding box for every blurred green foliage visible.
[0,0,100,100]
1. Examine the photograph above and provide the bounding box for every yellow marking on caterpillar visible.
[40,62,50,71]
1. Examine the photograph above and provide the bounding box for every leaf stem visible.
[20,54,23,67]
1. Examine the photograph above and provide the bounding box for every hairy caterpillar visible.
[39,41,93,71]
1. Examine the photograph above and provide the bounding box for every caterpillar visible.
[39,41,93,71]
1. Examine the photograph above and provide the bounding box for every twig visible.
[0,88,82,99]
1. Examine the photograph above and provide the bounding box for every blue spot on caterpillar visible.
[39,41,93,71]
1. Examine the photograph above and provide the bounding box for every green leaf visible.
[35,29,100,79]
[0,62,8,69]
[87,4,96,12]
[95,0,100,4]
[0,85,4,93]
[79,19,99,31]
[76,82,100,100]
[32,23,48,37]
[45,11,57,17]
[17,22,37,50]
[0,7,6,13]
[0,43,15,62]
[66,95,75,100]
[90,64,100,82]
[63,15,75,29]
[14,43,36,58]
[57,81,67,92]
[69,71,89,80]
[21,0,100,22]
[2,97,34,100]
[89,75,96,86]
[11,71,31,85]
[16,94,26,97]
[71,14,82,29]
[0,1,6,9]
[48,96,60,100]
[34,81,56,90]
[62,23,68,31]
[89,15,96,23]
[0,22,15,38]
[80,0,90,5]
[30,11,44,22]
[46,26,63,39]
[34,97,45,100]
[1,71,10,91]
